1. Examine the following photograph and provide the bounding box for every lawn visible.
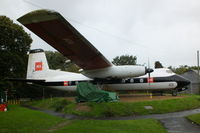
[0,105,64,133]
[0,105,167,133]
[186,113,200,125]
[25,95,200,117]
[53,119,167,133]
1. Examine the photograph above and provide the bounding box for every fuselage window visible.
[130,79,134,83]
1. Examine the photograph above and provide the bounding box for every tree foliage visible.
[168,65,199,74]
[0,16,32,98]
[0,16,32,78]
[45,51,67,70]
[112,55,137,65]
[45,51,80,73]
[155,61,164,68]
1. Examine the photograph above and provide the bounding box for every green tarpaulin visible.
[75,82,119,103]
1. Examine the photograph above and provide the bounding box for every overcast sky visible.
[1,0,200,68]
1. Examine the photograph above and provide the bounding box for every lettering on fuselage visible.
[169,83,174,87]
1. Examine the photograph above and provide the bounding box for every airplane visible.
[14,9,190,96]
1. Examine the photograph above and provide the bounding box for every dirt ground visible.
[118,94,185,102]
[65,94,186,103]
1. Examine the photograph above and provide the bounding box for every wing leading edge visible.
[17,9,112,70]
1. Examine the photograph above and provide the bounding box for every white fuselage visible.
[43,68,178,91]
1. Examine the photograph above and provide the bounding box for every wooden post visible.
[198,50,199,75]
[43,88,45,100]
[150,93,153,99]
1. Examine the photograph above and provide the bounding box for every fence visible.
[7,100,20,104]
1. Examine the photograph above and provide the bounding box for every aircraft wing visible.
[17,9,112,70]
[6,78,45,83]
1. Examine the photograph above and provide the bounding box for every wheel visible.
[172,89,178,96]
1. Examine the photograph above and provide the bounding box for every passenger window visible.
[130,79,134,83]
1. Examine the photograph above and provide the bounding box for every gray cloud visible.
[1,0,200,67]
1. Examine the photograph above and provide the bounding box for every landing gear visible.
[171,89,178,96]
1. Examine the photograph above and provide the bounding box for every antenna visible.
[197,50,200,94]
[197,50,199,76]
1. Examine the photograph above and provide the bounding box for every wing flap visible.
[17,10,112,70]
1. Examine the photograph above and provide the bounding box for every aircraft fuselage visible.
[34,69,190,92]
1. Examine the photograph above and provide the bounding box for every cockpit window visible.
[166,69,173,74]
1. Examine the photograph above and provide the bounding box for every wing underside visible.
[7,78,45,83]
[17,10,112,70]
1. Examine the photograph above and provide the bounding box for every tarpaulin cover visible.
[75,82,119,103]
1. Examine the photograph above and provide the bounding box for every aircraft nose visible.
[174,75,191,88]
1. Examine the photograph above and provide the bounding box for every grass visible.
[186,113,200,125]
[53,119,167,133]
[0,105,64,133]
[0,105,167,133]
[25,97,73,111]
[25,95,200,118]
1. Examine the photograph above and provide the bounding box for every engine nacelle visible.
[82,65,146,78]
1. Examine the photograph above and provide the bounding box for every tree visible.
[112,55,137,65]
[45,51,80,73]
[155,61,163,68]
[168,65,200,74]
[45,51,67,70]
[0,16,32,98]
[173,65,188,74]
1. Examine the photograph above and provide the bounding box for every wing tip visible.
[17,9,60,25]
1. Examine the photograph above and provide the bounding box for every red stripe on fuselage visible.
[63,81,68,86]
[147,77,154,83]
